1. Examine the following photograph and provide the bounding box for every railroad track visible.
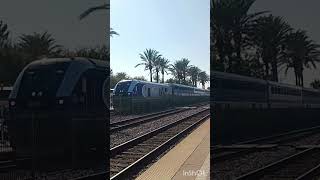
[0,159,17,172]
[235,147,320,180]
[0,157,31,173]
[110,108,210,180]
[212,126,320,161]
[110,108,188,132]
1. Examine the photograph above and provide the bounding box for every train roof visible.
[27,57,108,69]
[118,79,171,87]
[10,57,108,99]
[212,70,320,91]
[169,83,209,91]
[302,87,320,92]
[211,70,267,84]
[267,81,302,89]
[117,79,209,91]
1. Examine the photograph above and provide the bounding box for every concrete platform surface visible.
[136,119,210,180]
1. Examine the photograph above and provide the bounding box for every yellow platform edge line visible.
[136,119,210,180]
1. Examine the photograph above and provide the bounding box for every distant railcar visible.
[212,70,320,109]
[8,57,108,167]
[212,71,268,109]
[112,80,209,113]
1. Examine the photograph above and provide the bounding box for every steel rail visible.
[110,108,209,180]
[110,108,187,132]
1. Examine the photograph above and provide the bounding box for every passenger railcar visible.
[113,80,209,113]
[212,70,320,109]
[212,71,268,109]
[8,57,108,167]
[267,81,302,108]
[302,88,320,108]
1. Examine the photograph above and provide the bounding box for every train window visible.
[148,88,151,97]
[19,67,67,99]
[114,81,131,95]
[165,88,167,92]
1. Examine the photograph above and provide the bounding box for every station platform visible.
[136,119,210,180]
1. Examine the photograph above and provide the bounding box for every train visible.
[8,57,108,167]
[112,80,210,113]
[212,71,320,109]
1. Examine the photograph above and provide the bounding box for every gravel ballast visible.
[212,130,320,179]
[110,106,208,148]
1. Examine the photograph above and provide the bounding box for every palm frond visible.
[79,4,109,20]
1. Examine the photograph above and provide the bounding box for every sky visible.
[110,0,210,88]
[251,0,320,87]
[0,0,108,51]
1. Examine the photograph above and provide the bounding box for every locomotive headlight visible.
[10,101,16,106]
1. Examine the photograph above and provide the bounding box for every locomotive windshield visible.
[114,81,131,96]
[17,62,70,99]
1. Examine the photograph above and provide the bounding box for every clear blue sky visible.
[111,0,210,87]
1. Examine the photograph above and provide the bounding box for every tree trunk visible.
[162,72,164,83]
[301,75,304,87]
[271,60,278,82]
[156,71,159,83]
[149,69,152,82]
[294,72,298,86]
[264,62,269,80]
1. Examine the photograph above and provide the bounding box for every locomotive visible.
[112,80,209,113]
[8,57,108,167]
[212,71,320,109]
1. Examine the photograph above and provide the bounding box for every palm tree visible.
[110,28,119,37]
[310,79,320,89]
[158,57,170,83]
[153,55,163,83]
[281,30,320,86]
[170,61,184,84]
[198,71,209,89]
[18,32,61,62]
[188,66,201,87]
[135,49,161,82]
[180,58,190,83]
[252,15,292,81]
[79,3,118,37]
[211,0,266,73]
[0,21,9,48]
